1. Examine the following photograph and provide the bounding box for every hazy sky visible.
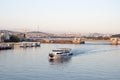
[0,0,120,33]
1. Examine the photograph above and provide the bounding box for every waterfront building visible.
[0,33,4,42]
[72,38,81,44]
[4,31,10,40]
[16,33,26,41]
[110,38,120,45]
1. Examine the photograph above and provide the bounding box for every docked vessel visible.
[49,48,73,60]
[0,44,14,50]
[20,42,40,48]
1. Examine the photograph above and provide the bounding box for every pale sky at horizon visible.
[0,0,120,33]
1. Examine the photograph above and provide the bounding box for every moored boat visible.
[20,42,40,48]
[0,43,14,50]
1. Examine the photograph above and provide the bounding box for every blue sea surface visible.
[0,42,120,80]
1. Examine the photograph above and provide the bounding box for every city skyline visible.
[0,0,120,34]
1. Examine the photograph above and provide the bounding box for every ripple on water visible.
[0,43,120,80]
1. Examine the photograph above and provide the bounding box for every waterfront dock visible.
[39,38,85,44]
[19,42,40,48]
[0,42,41,50]
[0,43,14,50]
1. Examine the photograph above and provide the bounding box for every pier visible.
[0,43,14,50]
[34,38,117,44]
[39,38,85,44]
[0,42,41,50]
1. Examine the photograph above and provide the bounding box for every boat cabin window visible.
[52,50,63,52]
[56,52,63,54]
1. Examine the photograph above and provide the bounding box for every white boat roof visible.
[52,48,71,52]
[59,48,71,50]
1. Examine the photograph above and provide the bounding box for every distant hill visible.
[111,34,120,38]
[92,33,103,36]
[0,30,53,37]
[27,31,53,36]
[0,30,20,35]
[0,30,14,33]
[27,31,50,35]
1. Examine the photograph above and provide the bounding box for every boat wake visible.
[72,46,120,56]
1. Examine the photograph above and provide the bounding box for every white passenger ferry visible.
[49,48,73,59]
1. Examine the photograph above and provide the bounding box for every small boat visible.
[0,46,13,50]
[49,48,73,60]
[20,42,40,48]
[0,43,14,50]
[34,42,40,47]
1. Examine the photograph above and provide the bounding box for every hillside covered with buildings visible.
[0,30,115,42]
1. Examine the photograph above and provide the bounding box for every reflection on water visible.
[0,43,120,80]
[49,56,72,64]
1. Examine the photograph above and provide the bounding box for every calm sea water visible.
[0,42,120,80]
